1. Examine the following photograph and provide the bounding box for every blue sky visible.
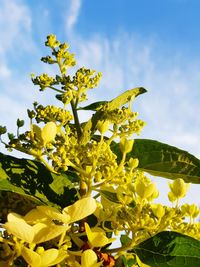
[0,0,200,205]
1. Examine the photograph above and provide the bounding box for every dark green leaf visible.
[100,190,136,208]
[115,255,127,267]
[100,190,121,204]
[133,231,200,267]
[111,139,200,184]
[120,235,132,247]
[0,152,78,209]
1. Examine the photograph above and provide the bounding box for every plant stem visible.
[70,99,82,140]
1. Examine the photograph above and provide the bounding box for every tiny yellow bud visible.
[135,180,157,200]
[169,178,190,199]
[151,204,165,218]
[128,158,139,169]
[119,138,134,154]
[97,120,110,134]
[36,246,45,254]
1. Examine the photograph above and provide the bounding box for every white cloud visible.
[0,63,11,79]
[0,0,32,52]
[65,0,81,32]
[66,32,200,160]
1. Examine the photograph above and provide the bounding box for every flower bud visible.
[97,120,110,134]
[151,204,165,218]
[128,158,139,169]
[169,178,190,199]
[135,180,157,200]
[119,138,134,154]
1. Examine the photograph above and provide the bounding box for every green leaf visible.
[133,231,200,267]
[120,235,132,247]
[115,255,127,267]
[78,101,108,111]
[0,152,78,209]
[100,190,121,204]
[111,139,200,184]
[100,190,135,208]
[105,87,147,111]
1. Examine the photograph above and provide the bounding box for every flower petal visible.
[63,197,96,224]
[21,247,41,267]
[4,213,34,243]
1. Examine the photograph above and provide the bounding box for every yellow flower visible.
[75,249,102,267]
[135,180,157,200]
[4,213,67,244]
[151,204,165,218]
[97,120,110,134]
[119,138,134,154]
[168,178,190,199]
[85,222,115,248]
[181,204,199,219]
[32,122,57,145]
[21,247,67,267]
[37,197,97,224]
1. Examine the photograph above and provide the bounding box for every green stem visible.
[70,99,82,140]
[49,86,64,93]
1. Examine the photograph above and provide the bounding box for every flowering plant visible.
[0,34,200,267]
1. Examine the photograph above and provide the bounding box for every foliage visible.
[0,34,200,266]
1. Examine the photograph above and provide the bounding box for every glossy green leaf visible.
[111,139,200,184]
[134,231,200,267]
[0,152,78,209]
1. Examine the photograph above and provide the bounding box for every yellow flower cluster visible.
[0,34,199,267]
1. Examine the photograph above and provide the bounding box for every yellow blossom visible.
[85,222,115,248]
[119,138,134,154]
[37,197,97,224]
[21,247,67,267]
[32,121,57,145]
[181,204,200,219]
[151,204,165,218]
[135,180,157,200]
[75,249,102,267]
[168,178,190,199]
[4,213,67,244]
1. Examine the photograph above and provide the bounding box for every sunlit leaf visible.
[133,231,200,267]
[0,152,78,209]
[111,139,200,184]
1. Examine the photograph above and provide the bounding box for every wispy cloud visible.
[65,0,81,32]
[67,32,200,158]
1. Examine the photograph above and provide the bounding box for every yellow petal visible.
[63,197,96,224]
[81,249,98,267]
[37,205,70,223]
[41,122,57,144]
[4,213,34,243]
[85,223,115,247]
[21,247,41,267]
[24,208,50,224]
[33,223,67,244]
[40,248,66,266]
[32,124,42,142]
